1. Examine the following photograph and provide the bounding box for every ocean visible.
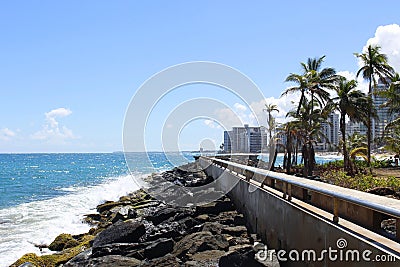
[0,152,193,266]
[0,152,341,266]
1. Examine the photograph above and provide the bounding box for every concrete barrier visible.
[199,157,400,266]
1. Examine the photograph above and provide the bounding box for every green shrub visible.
[321,170,400,192]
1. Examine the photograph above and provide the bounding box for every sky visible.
[0,1,400,152]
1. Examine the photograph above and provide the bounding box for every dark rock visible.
[109,206,132,216]
[173,207,195,221]
[83,213,102,225]
[219,245,263,267]
[91,242,148,258]
[188,249,226,265]
[64,249,92,266]
[173,231,229,259]
[222,226,248,237]
[108,211,126,224]
[195,214,209,222]
[48,233,79,251]
[143,220,185,242]
[93,220,145,248]
[140,253,182,267]
[202,222,226,234]
[196,198,235,215]
[127,208,137,219]
[227,236,252,246]
[144,238,174,259]
[146,207,176,225]
[178,216,198,230]
[214,211,238,225]
[66,254,141,267]
[97,201,124,214]
[234,214,246,226]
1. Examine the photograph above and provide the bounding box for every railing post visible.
[245,169,253,182]
[271,179,275,189]
[397,219,400,240]
[302,188,308,202]
[287,183,292,201]
[333,197,339,223]
[283,182,287,199]
[372,211,384,232]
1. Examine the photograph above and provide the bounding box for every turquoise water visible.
[0,152,193,266]
[0,152,193,209]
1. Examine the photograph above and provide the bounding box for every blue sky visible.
[0,1,399,152]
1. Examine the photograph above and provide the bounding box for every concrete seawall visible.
[199,157,400,267]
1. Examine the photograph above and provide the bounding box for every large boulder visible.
[222,225,248,237]
[219,245,262,267]
[172,231,229,259]
[195,198,235,215]
[140,253,182,267]
[91,242,149,258]
[48,233,79,251]
[92,220,145,248]
[202,222,226,234]
[146,207,176,225]
[143,238,174,259]
[97,201,127,214]
[66,254,141,267]
[186,250,226,266]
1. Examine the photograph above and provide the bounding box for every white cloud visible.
[32,108,77,142]
[361,24,400,72]
[233,103,247,111]
[204,119,215,128]
[212,102,255,130]
[209,94,299,131]
[0,128,16,141]
[45,108,72,128]
[249,94,299,125]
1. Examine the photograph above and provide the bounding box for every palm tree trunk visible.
[340,112,350,174]
[367,64,373,167]
[286,132,292,174]
[296,90,305,115]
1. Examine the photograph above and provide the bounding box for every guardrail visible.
[200,156,400,241]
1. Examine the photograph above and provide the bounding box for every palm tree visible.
[383,124,400,156]
[282,56,337,116]
[286,98,332,176]
[301,56,337,111]
[263,103,280,171]
[331,77,369,174]
[263,103,280,140]
[354,45,394,165]
[377,72,400,118]
[347,133,368,174]
[283,73,308,115]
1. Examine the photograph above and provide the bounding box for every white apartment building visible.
[223,124,267,153]
[316,112,339,151]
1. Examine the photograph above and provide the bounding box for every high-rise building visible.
[372,84,395,140]
[318,112,339,151]
[346,121,368,137]
[223,125,267,153]
[223,130,232,153]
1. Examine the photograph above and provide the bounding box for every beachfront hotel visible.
[223,125,267,153]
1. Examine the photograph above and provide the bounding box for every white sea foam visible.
[0,173,144,266]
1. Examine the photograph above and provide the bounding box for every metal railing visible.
[200,156,400,240]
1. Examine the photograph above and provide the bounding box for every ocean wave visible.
[0,173,144,266]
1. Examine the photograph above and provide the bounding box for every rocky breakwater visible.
[12,162,279,267]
